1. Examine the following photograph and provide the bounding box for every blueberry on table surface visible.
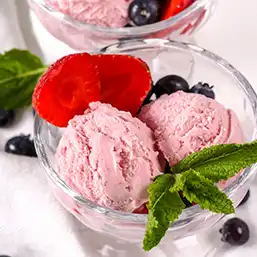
[5,135,37,157]
[238,190,250,207]
[129,0,160,26]
[190,82,215,99]
[0,108,15,127]
[154,75,190,98]
[220,218,250,246]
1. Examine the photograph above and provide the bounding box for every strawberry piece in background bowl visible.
[162,0,194,20]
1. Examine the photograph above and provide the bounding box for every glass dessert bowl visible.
[28,0,215,51]
[34,39,257,255]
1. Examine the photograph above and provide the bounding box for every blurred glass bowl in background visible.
[28,0,216,51]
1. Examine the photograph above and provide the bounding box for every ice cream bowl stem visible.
[34,39,257,253]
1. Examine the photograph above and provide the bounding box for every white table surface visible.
[6,0,257,256]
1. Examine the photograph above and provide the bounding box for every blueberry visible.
[190,82,215,99]
[154,75,190,98]
[238,190,250,207]
[220,218,249,246]
[5,135,37,157]
[0,108,15,127]
[129,0,160,26]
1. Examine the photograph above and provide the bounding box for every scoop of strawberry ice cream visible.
[56,102,162,212]
[45,0,132,28]
[138,91,244,167]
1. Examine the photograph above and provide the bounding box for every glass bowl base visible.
[73,222,222,257]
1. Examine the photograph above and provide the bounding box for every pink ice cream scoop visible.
[45,0,132,28]
[139,91,244,167]
[56,102,162,212]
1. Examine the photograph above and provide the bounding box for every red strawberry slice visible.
[162,0,193,20]
[133,204,149,214]
[91,54,151,116]
[32,53,101,127]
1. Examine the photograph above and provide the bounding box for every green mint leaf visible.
[1,49,45,69]
[169,174,186,193]
[171,141,257,182]
[0,49,47,109]
[147,174,175,208]
[182,170,234,214]
[143,174,185,251]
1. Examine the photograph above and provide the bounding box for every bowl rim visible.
[34,39,257,227]
[29,0,213,36]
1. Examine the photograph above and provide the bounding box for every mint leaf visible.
[0,49,47,109]
[169,174,186,193]
[143,174,185,251]
[171,141,257,182]
[1,49,44,69]
[143,141,257,251]
[147,174,175,208]
[182,170,234,214]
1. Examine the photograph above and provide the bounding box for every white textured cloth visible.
[1,0,257,256]
[0,153,86,257]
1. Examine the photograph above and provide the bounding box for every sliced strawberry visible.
[162,0,193,20]
[91,54,151,116]
[133,204,149,214]
[32,53,100,127]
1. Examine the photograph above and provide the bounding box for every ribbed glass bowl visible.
[28,0,216,51]
[34,39,257,250]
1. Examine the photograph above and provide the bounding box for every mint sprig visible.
[182,170,234,214]
[143,174,185,251]
[171,141,257,182]
[143,141,257,251]
[0,49,47,109]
